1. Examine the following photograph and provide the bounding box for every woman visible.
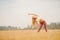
[28,13,38,29]
[38,19,47,32]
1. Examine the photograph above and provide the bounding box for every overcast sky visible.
[0,0,60,28]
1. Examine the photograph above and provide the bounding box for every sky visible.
[0,0,60,28]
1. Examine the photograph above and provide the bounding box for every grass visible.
[0,30,60,40]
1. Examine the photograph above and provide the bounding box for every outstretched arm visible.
[28,13,38,16]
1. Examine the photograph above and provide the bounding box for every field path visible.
[0,30,60,40]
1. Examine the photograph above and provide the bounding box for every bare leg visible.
[32,24,34,29]
[35,22,39,28]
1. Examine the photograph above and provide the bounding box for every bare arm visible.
[28,13,38,16]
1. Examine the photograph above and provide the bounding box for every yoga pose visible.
[28,13,38,29]
[38,19,47,32]
[28,13,47,32]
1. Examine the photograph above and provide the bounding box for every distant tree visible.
[47,25,50,29]
[0,26,8,30]
[56,23,60,29]
[50,23,57,29]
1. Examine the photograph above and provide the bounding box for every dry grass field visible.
[0,30,60,40]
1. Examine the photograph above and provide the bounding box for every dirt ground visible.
[0,30,60,40]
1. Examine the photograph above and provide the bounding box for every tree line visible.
[0,22,60,30]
